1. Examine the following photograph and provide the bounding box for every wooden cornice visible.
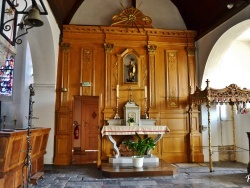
[63,25,196,39]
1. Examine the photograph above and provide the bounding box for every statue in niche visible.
[125,58,137,82]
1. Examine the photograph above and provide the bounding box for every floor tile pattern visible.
[31,162,250,188]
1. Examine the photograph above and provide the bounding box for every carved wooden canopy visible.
[189,79,250,106]
[111,7,152,28]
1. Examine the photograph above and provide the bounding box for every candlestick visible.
[145,86,147,98]
[114,97,120,119]
[143,97,149,119]
[116,85,119,97]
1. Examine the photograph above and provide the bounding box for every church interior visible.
[1,0,250,187]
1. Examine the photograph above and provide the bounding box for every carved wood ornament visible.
[189,79,250,173]
[190,79,250,105]
[111,4,152,29]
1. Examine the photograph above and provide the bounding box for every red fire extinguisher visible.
[74,121,80,139]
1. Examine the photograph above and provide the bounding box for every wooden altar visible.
[101,125,177,178]
[0,128,50,188]
[101,125,169,163]
[189,79,250,172]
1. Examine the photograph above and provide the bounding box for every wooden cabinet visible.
[55,25,203,165]
[0,128,50,188]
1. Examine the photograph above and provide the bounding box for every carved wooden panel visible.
[56,135,69,155]
[165,51,179,108]
[9,139,22,166]
[80,48,94,96]
[41,133,49,152]
[162,134,188,162]
[32,135,42,156]
[0,128,50,187]
[0,137,9,171]
[54,134,72,165]
[57,113,70,134]
[192,133,204,162]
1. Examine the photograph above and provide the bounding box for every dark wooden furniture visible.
[0,128,50,188]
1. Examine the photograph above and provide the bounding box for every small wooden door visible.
[73,96,99,164]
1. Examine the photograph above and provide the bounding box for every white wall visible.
[196,5,250,164]
[0,1,60,164]
[201,105,219,162]
[196,5,250,88]
[71,0,186,30]
[235,114,250,164]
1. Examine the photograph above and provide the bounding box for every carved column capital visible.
[147,45,157,54]
[104,43,114,53]
[61,43,71,52]
[186,46,196,56]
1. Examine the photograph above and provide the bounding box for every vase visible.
[132,156,144,168]
[129,122,134,126]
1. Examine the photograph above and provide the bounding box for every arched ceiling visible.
[47,0,250,40]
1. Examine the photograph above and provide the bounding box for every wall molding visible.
[33,83,56,90]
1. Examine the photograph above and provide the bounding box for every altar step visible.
[101,159,178,178]
[72,148,98,164]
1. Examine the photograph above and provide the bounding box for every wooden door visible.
[81,99,99,153]
[73,96,99,164]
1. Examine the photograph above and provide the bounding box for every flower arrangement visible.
[127,117,135,123]
[122,132,156,157]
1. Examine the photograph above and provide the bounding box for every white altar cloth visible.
[101,125,170,136]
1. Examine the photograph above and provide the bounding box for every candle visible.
[14,114,17,120]
[145,86,147,98]
[116,85,119,97]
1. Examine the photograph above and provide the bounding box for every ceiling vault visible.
[47,0,250,40]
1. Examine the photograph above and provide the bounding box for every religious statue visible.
[125,58,136,82]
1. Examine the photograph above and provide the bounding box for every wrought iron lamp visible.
[0,0,48,46]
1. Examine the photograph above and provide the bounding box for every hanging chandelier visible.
[0,0,48,46]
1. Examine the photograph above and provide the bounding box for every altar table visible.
[101,126,170,157]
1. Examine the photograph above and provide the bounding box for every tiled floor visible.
[31,161,250,188]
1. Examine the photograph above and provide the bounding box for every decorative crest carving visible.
[111,6,152,28]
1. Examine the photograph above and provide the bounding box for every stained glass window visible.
[0,56,14,96]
